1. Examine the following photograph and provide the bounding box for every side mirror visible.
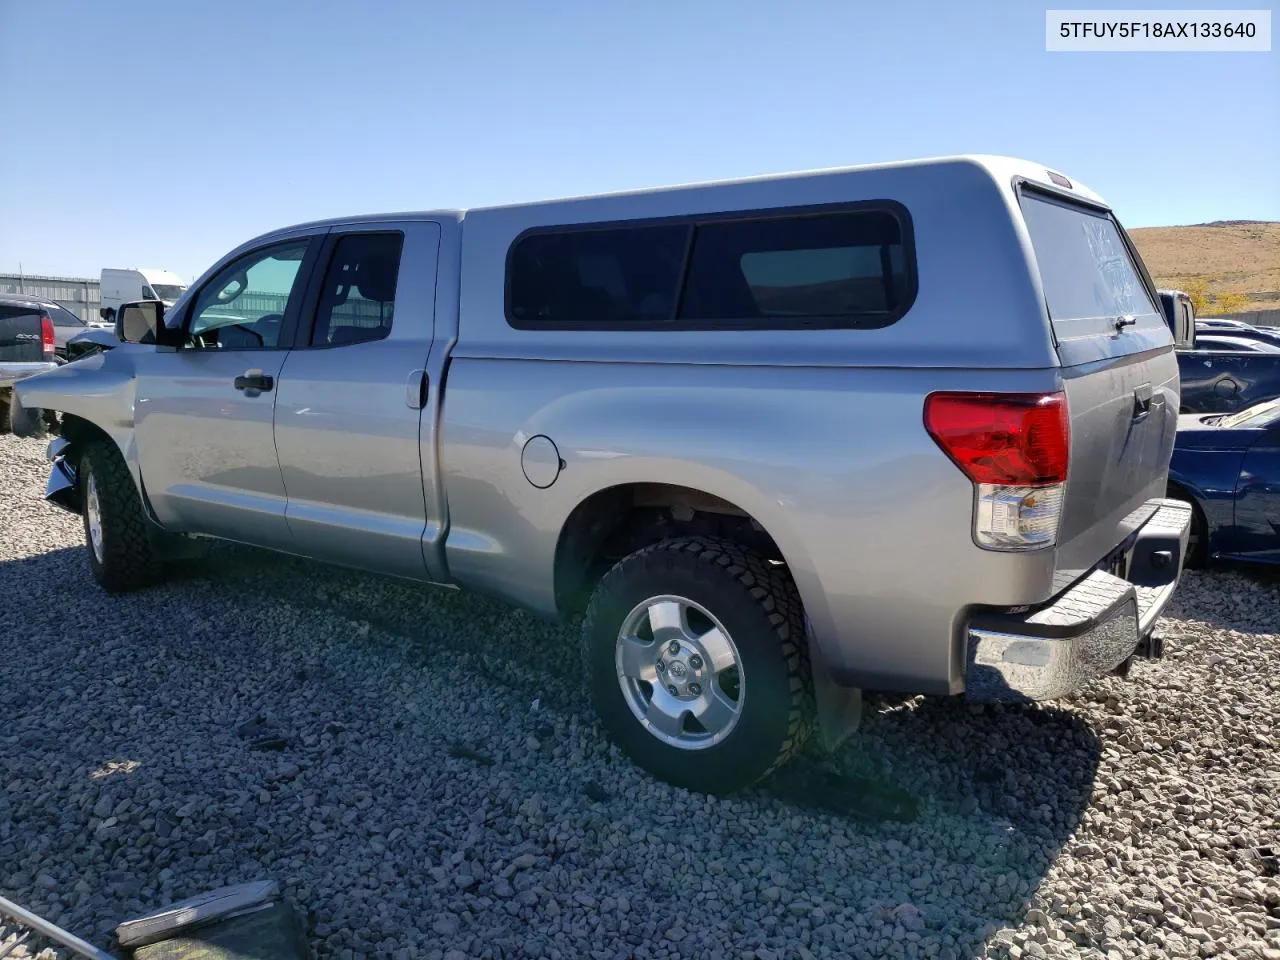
[116,300,159,343]
[116,300,184,348]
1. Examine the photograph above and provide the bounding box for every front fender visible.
[13,348,144,490]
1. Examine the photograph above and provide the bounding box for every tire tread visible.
[581,535,813,791]
[83,440,163,592]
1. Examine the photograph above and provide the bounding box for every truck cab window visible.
[309,232,404,347]
[187,240,310,349]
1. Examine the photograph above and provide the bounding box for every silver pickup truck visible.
[16,155,1192,794]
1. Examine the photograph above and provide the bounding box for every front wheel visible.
[581,536,812,794]
[80,441,164,593]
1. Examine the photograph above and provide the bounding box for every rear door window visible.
[308,232,405,347]
[1020,191,1162,340]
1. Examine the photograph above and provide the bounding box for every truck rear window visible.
[1021,192,1159,323]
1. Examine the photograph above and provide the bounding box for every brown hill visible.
[1128,221,1280,314]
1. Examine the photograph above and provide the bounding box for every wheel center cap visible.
[668,660,688,679]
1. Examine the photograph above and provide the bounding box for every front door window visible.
[188,240,310,349]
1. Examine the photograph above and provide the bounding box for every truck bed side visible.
[441,159,1070,694]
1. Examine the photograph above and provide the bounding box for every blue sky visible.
[1,0,1276,281]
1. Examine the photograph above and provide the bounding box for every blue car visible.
[1168,397,1280,565]
[1177,338,1280,414]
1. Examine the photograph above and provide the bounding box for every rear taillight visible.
[39,314,55,359]
[924,391,1070,551]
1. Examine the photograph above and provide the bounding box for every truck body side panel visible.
[440,358,1075,694]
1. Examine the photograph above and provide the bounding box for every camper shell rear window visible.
[1018,188,1160,327]
[505,202,916,331]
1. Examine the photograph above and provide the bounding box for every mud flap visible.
[812,654,863,752]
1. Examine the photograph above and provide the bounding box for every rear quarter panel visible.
[441,359,1070,693]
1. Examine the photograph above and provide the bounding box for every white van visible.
[99,268,188,321]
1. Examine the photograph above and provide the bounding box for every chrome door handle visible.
[233,370,274,394]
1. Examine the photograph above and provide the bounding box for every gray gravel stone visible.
[2,433,1279,960]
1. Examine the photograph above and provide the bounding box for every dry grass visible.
[1129,221,1280,313]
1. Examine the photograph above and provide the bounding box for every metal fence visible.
[0,273,101,323]
[201,293,386,324]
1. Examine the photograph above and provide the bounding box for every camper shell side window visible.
[505,201,917,332]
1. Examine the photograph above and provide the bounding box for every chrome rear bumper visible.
[965,498,1192,702]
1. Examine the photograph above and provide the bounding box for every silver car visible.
[16,155,1192,793]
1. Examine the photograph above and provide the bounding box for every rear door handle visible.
[233,370,274,395]
[405,368,429,409]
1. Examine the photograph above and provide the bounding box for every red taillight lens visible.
[924,392,1069,486]
[40,314,56,357]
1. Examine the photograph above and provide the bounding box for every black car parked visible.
[0,295,61,433]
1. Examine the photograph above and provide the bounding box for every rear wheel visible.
[80,440,164,592]
[581,536,811,794]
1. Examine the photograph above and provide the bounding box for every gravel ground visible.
[1,432,1278,960]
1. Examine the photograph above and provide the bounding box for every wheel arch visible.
[57,413,162,526]
[553,479,818,618]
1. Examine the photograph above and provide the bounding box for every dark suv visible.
[0,293,106,359]
[0,295,61,432]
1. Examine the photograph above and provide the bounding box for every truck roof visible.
[470,154,1107,212]
[249,155,1106,240]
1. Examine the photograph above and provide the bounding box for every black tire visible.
[581,536,812,794]
[80,440,164,593]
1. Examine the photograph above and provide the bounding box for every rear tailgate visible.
[1019,186,1178,587]
[0,303,46,362]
